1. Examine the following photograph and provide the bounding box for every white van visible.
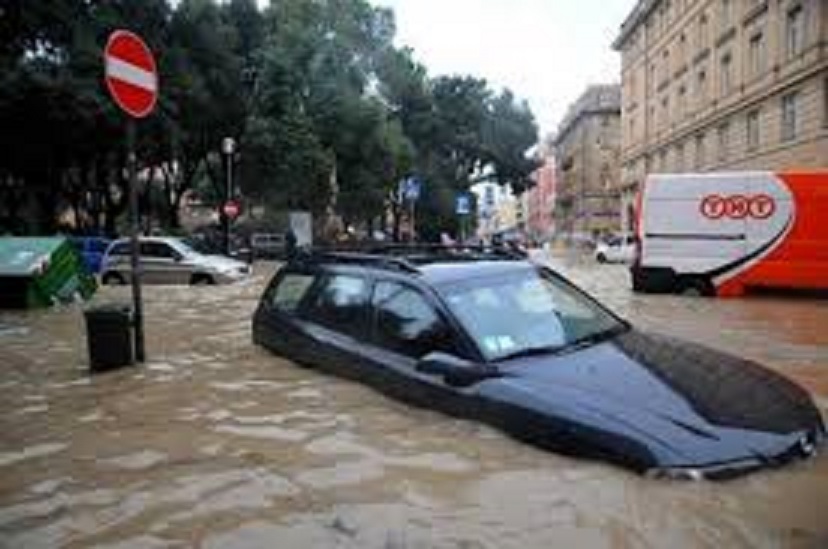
[631,171,828,297]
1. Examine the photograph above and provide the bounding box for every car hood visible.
[483,329,824,471]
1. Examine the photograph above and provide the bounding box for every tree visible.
[0,0,539,243]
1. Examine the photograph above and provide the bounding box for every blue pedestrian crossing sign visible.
[456,194,471,215]
[400,177,422,201]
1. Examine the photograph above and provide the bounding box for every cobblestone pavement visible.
[1,259,827,548]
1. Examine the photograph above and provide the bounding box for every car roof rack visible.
[300,250,420,274]
[297,242,527,272]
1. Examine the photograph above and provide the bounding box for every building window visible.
[697,69,708,103]
[675,142,685,171]
[677,85,687,119]
[748,32,765,77]
[720,53,732,96]
[824,77,828,128]
[786,4,805,58]
[781,92,799,141]
[695,133,706,167]
[698,13,709,49]
[717,122,730,160]
[662,48,670,82]
[678,33,687,66]
[720,0,732,29]
[746,109,760,151]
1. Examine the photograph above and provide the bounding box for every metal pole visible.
[409,199,416,242]
[223,151,230,256]
[127,120,145,363]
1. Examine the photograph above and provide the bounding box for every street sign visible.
[104,30,158,118]
[402,177,422,201]
[456,194,471,215]
[222,200,241,220]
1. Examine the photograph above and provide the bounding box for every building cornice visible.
[612,0,661,51]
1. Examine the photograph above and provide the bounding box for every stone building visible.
[613,0,828,232]
[525,137,557,243]
[554,85,622,242]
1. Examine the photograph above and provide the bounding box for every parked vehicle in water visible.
[594,234,635,264]
[253,244,825,479]
[632,171,828,297]
[250,232,287,260]
[69,236,112,274]
[101,237,250,285]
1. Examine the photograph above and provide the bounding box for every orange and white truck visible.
[631,171,828,297]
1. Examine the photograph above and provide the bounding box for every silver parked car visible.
[101,237,250,285]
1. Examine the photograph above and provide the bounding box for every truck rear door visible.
[642,174,747,276]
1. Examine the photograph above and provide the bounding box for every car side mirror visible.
[416,352,502,387]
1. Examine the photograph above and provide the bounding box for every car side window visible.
[372,281,456,359]
[140,242,174,259]
[304,273,369,336]
[270,273,315,312]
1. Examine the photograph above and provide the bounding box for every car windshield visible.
[441,268,627,362]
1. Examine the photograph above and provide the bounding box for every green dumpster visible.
[0,237,97,308]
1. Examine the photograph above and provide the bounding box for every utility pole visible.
[222,137,235,256]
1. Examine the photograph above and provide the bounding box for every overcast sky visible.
[373,0,637,137]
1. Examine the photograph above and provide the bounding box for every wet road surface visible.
[1,257,827,548]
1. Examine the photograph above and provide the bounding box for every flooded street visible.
[2,258,828,548]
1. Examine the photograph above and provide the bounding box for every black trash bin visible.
[84,304,134,372]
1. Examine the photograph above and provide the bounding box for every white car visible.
[101,237,250,285]
[594,235,636,264]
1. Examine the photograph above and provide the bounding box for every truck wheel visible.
[191,274,215,286]
[102,272,126,285]
[679,277,713,297]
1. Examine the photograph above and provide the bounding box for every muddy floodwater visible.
[2,257,827,548]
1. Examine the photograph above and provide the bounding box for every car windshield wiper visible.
[567,323,630,349]
[496,344,566,362]
[496,323,630,363]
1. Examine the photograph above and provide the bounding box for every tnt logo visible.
[700,194,776,220]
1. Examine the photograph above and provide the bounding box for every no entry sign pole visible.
[104,30,159,364]
[126,120,145,362]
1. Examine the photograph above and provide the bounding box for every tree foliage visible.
[0,0,539,240]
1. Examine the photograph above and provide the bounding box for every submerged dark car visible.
[252,246,825,479]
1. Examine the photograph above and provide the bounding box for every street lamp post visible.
[222,137,236,256]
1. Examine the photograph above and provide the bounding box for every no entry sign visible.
[104,30,158,118]
[222,200,241,220]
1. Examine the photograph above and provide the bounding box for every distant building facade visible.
[472,182,521,241]
[613,0,828,232]
[525,138,557,242]
[554,85,622,242]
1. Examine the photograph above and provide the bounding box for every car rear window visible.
[109,242,130,256]
[270,273,315,312]
[303,273,370,337]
